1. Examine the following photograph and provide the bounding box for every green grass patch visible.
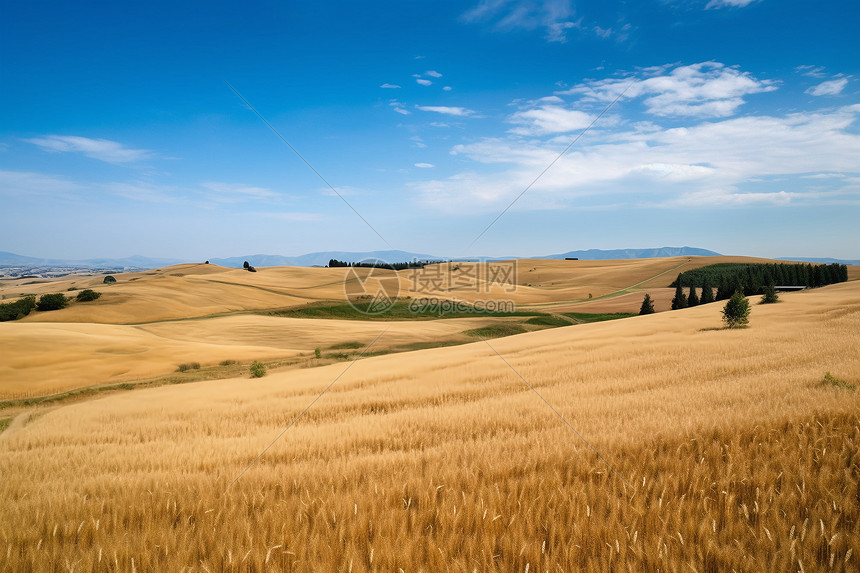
[524,315,572,327]
[464,323,528,339]
[823,372,855,391]
[563,312,637,324]
[390,340,466,352]
[268,300,539,321]
[0,418,11,434]
[324,352,353,361]
[329,341,365,350]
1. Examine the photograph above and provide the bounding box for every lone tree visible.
[671,275,688,310]
[687,285,699,307]
[722,291,750,328]
[639,293,655,315]
[103,275,117,284]
[243,261,250,269]
[761,281,779,304]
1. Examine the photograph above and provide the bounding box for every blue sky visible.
[1,0,858,261]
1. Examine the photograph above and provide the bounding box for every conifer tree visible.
[687,285,699,306]
[671,280,688,310]
[722,290,750,328]
[700,277,714,304]
[639,293,655,315]
[760,281,779,304]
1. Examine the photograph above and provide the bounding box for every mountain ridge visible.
[3,247,856,275]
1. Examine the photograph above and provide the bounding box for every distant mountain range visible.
[537,246,722,260]
[209,250,438,268]
[0,251,184,270]
[2,247,858,277]
[778,256,860,266]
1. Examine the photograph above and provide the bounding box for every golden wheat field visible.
[1,259,859,572]
[0,255,804,398]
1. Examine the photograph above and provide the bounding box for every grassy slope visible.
[0,281,858,571]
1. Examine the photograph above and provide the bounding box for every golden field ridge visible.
[1,264,858,571]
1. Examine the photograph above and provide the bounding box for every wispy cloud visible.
[410,104,860,213]
[705,0,758,9]
[671,189,801,206]
[462,0,580,43]
[562,61,777,118]
[389,100,410,115]
[416,105,475,116]
[508,105,594,135]
[806,77,848,96]
[425,70,443,78]
[414,162,435,168]
[416,78,433,86]
[25,135,153,164]
[380,83,401,89]
[796,65,828,78]
[201,182,281,202]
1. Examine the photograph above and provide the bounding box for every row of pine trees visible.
[671,262,847,297]
[639,262,847,315]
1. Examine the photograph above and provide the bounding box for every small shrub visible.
[721,291,750,329]
[36,293,68,311]
[176,362,201,372]
[0,295,36,321]
[67,287,78,291]
[219,359,237,366]
[75,289,101,302]
[103,275,117,284]
[823,372,855,391]
[250,361,266,378]
[314,347,322,359]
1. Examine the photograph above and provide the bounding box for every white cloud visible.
[380,83,401,89]
[411,105,860,213]
[414,163,435,168]
[806,78,848,97]
[416,78,433,86]
[563,61,777,118]
[25,135,153,164]
[672,189,800,206]
[796,65,827,78]
[416,105,475,117]
[201,182,280,202]
[705,0,758,8]
[443,86,453,91]
[509,105,594,135]
[426,70,443,78]
[462,0,580,43]
[389,100,411,115]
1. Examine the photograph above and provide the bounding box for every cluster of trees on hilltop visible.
[327,259,443,270]
[671,262,847,299]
